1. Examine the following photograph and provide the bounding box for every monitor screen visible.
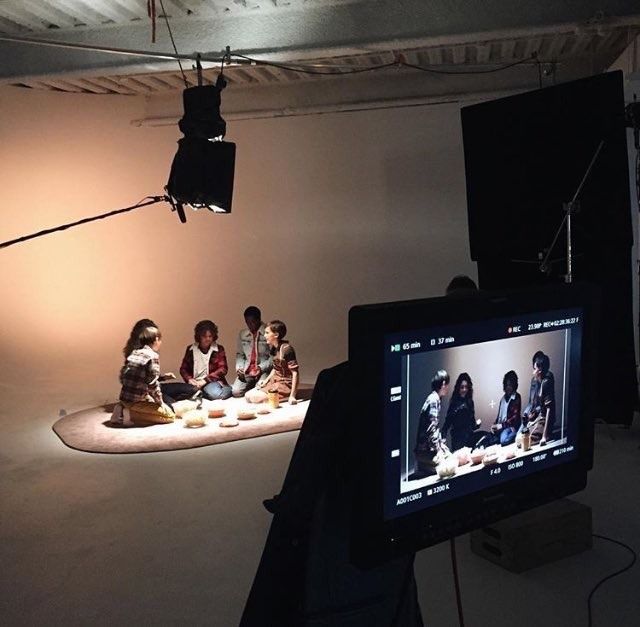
[383,307,583,520]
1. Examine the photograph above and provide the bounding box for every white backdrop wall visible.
[0,85,475,411]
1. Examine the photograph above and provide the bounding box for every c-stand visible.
[539,139,605,282]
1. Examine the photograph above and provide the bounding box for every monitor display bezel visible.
[348,284,598,567]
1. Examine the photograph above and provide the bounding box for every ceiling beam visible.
[0,1,639,81]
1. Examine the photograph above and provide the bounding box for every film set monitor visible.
[348,284,597,567]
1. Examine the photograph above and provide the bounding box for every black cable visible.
[588,534,637,627]
[400,54,537,76]
[232,53,397,75]
[0,196,167,250]
[449,538,465,627]
[232,51,538,77]
[159,0,188,88]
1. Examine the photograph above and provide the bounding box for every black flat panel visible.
[462,71,632,262]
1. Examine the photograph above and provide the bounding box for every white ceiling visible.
[0,1,639,113]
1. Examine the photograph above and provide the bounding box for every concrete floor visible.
[1,387,638,626]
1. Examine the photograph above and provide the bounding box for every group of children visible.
[414,351,556,476]
[114,306,299,427]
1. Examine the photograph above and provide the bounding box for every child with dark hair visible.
[179,320,232,400]
[490,370,522,446]
[413,370,450,476]
[441,372,480,451]
[119,325,176,426]
[256,320,299,404]
[528,352,555,445]
[123,318,156,361]
[121,318,200,403]
[232,305,272,398]
[522,350,545,421]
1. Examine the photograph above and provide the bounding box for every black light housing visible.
[167,74,235,220]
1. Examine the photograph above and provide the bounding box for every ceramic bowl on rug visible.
[436,455,458,479]
[237,407,256,420]
[203,400,226,418]
[173,400,199,417]
[183,409,207,428]
[456,448,471,466]
[245,389,268,404]
[482,451,499,465]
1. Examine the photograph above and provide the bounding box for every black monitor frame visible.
[348,283,598,568]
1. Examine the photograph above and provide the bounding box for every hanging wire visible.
[231,51,539,77]
[231,52,397,75]
[158,0,188,88]
[399,53,538,75]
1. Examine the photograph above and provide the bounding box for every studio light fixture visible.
[166,56,236,223]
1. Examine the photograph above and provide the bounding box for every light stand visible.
[539,140,605,282]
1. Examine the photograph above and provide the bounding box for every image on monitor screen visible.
[382,307,583,520]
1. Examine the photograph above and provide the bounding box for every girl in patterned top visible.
[257,320,299,404]
[119,325,175,426]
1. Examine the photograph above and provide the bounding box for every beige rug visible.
[52,397,309,454]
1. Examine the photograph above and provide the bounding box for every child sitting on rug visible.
[254,320,299,405]
[179,320,233,400]
[118,325,176,426]
[121,318,197,403]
